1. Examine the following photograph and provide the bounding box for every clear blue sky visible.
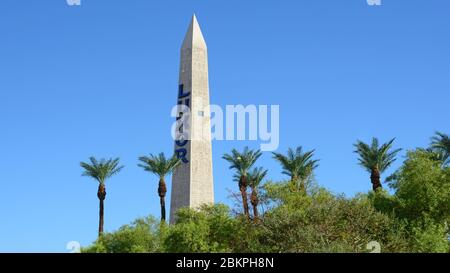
[0,0,449,252]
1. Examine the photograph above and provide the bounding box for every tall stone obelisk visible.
[170,15,214,223]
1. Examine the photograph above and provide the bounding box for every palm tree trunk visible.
[290,175,297,188]
[240,187,250,218]
[97,183,106,237]
[370,167,382,191]
[99,199,104,235]
[160,196,166,221]
[299,179,306,193]
[239,176,250,218]
[158,178,167,222]
[250,188,259,222]
[290,175,306,193]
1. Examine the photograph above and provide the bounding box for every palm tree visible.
[138,153,180,222]
[248,167,268,221]
[223,147,262,218]
[431,131,450,166]
[354,138,401,191]
[272,147,319,192]
[80,157,124,237]
[423,147,448,168]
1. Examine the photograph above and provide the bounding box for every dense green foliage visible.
[83,216,165,253]
[82,134,450,253]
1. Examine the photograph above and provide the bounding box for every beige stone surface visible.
[170,15,214,223]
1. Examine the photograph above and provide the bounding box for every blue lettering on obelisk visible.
[175,84,190,164]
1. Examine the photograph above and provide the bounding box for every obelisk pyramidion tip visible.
[181,14,207,49]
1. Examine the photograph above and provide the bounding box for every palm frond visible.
[223,147,262,180]
[248,167,268,189]
[430,131,450,166]
[138,153,181,179]
[354,137,401,174]
[272,146,319,182]
[80,157,124,184]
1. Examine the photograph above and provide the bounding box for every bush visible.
[255,184,409,253]
[82,216,164,253]
[410,219,449,253]
[391,150,450,223]
[163,204,240,253]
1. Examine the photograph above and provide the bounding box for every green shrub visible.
[82,216,163,253]
[163,204,240,253]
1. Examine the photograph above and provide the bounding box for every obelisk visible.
[170,15,214,223]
